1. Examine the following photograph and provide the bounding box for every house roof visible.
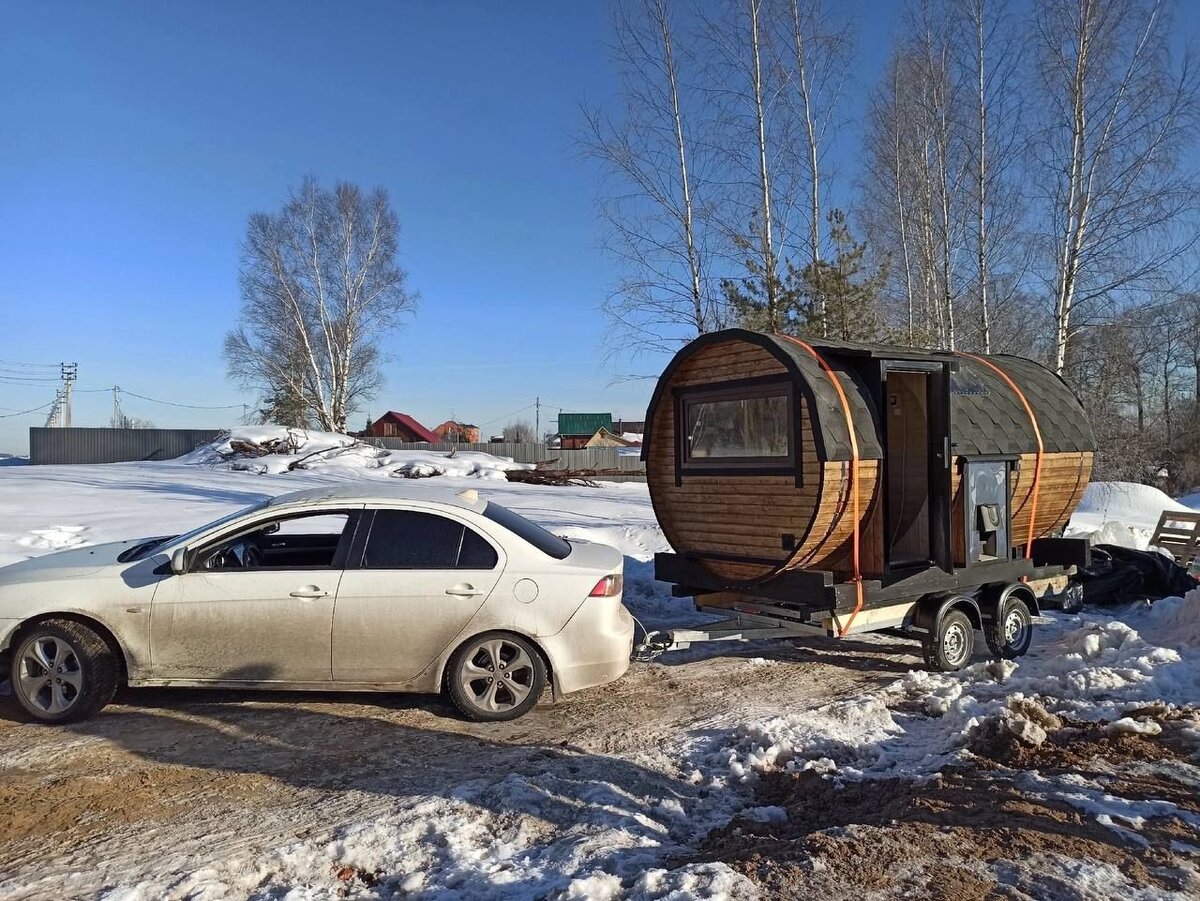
[558,412,613,436]
[375,411,439,442]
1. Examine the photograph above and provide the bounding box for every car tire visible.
[446,631,546,722]
[922,609,975,672]
[984,594,1034,659]
[9,619,119,723]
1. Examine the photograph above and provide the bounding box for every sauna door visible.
[882,363,951,571]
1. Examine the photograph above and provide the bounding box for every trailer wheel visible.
[984,594,1033,659]
[923,609,975,672]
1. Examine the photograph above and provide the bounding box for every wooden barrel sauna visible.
[641,330,1095,587]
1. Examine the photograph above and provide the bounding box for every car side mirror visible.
[170,547,190,575]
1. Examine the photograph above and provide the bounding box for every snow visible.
[1067,480,1198,550]
[182,426,534,479]
[3,463,1200,897]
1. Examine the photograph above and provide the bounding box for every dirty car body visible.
[0,483,632,722]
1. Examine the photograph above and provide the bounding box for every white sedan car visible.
[0,483,633,723]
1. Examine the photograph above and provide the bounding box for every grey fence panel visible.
[27,431,649,481]
[29,428,224,465]
[365,439,646,473]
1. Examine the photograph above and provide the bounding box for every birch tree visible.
[584,0,721,355]
[954,0,1028,353]
[704,0,795,333]
[861,13,969,351]
[780,0,853,336]
[225,177,415,432]
[1032,0,1200,375]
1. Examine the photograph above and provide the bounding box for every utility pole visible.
[111,385,123,428]
[535,396,540,442]
[60,363,77,427]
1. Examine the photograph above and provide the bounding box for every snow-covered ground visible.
[0,430,1197,899]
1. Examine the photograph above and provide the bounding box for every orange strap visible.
[776,334,864,637]
[958,353,1044,561]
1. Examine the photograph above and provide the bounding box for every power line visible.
[119,391,246,412]
[0,400,56,419]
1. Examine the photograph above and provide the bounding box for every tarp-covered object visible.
[1077,544,1198,605]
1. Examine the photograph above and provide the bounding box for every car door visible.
[332,507,505,683]
[149,508,362,684]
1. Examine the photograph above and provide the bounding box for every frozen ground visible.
[0,431,1197,899]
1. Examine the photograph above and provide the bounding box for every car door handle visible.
[289,587,329,599]
[445,585,483,598]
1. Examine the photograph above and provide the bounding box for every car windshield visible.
[482,502,572,559]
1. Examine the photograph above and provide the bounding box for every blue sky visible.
[0,1,899,454]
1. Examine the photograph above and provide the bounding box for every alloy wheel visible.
[458,638,536,714]
[16,635,83,716]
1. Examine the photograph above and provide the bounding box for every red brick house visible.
[433,420,481,443]
[361,411,439,442]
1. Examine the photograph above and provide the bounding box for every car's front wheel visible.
[446,632,546,722]
[9,619,119,723]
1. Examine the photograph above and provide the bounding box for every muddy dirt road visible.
[0,636,912,899]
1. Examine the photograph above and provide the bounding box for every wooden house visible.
[557,413,613,450]
[361,412,439,442]
[585,427,639,449]
[641,329,1095,669]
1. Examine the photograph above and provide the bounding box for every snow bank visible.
[179,426,532,479]
[1067,481,1197,550]
[713,608,1198,784]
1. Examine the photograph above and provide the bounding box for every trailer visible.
[635,329,1096,668]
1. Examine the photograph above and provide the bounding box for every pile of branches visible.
[226,435,301,457]
[505,458,636,488]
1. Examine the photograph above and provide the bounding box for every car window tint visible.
[482,502,571,559]
[459,527,499,569]
[363,510,496,570]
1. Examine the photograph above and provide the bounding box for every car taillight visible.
[589,574,623,597]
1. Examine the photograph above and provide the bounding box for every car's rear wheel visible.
[446,632,546,722]
[9,619,118,723]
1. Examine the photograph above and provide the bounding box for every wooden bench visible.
[1150,510,1200,566]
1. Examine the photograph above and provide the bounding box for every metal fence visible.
[366,440,646,480]
[28,428,224,465]
[27,430,648,480]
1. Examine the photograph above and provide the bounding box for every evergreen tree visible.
[799,210,888,341]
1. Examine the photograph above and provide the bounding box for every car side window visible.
[198,511,352,571]
[361,510,499,570]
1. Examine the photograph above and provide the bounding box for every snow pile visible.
[385,450,531,480]
[1067,480,1197,550]
[1125,586,1200,649]
[179,426,532,479]
[712,608,1198,781]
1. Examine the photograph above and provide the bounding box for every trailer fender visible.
[981,582,1040,619]
[912,593,983,636]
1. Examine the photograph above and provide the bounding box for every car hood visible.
[0,538,152,583]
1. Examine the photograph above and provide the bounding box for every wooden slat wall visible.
[1010,450,1093,544]
[647,341,823,582]
[647,338,880,583]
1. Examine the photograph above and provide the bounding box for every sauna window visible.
[679,383,793,470]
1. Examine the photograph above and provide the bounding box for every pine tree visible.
[259,386,309,427]
[799,210,888,341]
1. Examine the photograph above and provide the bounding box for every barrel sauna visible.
[641,329,1095,589]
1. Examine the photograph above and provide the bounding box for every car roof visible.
[266,481,489,513]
